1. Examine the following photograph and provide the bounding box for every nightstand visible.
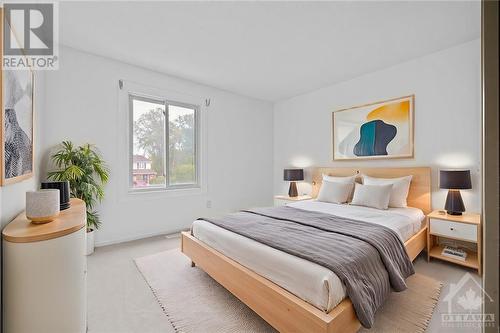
[274,195,312,207]
[427,210,482,275]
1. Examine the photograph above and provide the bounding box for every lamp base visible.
[444,189,465,216]
[288,182,298,197]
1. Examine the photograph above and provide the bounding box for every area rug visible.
[135,250,442,333]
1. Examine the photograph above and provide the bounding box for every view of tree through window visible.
[169,105,196,185]
[131,96,197,189]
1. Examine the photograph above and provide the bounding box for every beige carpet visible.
[135,250,442,333]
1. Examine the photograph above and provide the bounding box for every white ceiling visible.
[60,1,480,102]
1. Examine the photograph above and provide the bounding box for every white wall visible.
[274,39,481,212]
[42,46,274,246]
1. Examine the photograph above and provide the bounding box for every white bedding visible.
[191,200,424,312]
[288,200,424,242]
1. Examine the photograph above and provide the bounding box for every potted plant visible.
[47,141,109,255]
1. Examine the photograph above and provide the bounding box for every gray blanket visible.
[198,206,414,328]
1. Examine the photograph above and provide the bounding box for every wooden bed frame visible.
[181,167,431,333]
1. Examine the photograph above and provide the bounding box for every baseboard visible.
[95,228,189,247]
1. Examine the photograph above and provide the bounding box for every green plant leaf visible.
[63,164,85,180]
[47,141,109,230]
[86,210,101,230]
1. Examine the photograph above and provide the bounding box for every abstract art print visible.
[332,95,414,160]
[1,69,34,185]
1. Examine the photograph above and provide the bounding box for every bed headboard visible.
[311,167,431,214]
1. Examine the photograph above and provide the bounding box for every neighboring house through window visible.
[132,154,156,187]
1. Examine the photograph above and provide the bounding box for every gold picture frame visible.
[0,8,35,185]
[332,95,415,161]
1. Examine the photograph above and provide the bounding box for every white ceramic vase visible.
[26,189,60,224]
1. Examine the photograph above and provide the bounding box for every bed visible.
[181,167,431,333]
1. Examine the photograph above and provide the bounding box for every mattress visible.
[191,200,424,312]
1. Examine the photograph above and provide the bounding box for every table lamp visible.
[284,169,304,197]
[439,170,472,215]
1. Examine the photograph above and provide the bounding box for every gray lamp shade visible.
[439,170,472,190]
[284,169,304,181]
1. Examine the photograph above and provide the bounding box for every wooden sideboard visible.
[2,198,87,333]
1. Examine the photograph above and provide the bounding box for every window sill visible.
[128,186,202,196]
[118,184,207,204]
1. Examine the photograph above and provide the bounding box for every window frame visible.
[164,99,200,190]
[128,93,201,193]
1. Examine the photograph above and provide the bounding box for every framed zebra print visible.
[0,14,35,186]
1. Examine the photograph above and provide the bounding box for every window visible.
[130,94,199,191]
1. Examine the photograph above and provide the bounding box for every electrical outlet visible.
[206,200,212,208]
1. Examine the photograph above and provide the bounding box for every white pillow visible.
[322,174,357,202]
[322,174,357,184]
[362,175,412,208]
[317,181,354,204]
[350,183,392,210]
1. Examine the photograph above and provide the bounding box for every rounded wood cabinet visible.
[2,198,87,333]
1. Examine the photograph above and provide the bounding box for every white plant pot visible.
[86,229,95,255]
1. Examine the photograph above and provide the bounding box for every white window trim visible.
[118,79,208,199]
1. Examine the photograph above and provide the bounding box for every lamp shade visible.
[440,170,472,190]
[284,169,304,181]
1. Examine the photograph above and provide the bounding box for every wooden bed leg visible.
[191,261,196,267]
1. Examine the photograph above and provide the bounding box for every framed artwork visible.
[332,95,414,161]
[1,12,35,185]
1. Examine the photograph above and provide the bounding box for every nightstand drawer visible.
[274,199,287,207]
[274,195,312,207]
[429,218,477,242]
